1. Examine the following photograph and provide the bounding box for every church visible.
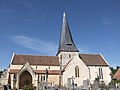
[0,13,111,89]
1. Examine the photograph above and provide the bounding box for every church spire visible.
[57,13,79,55]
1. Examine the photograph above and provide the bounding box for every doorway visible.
[19,71,32,88]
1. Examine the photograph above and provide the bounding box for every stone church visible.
[0,13,111,89]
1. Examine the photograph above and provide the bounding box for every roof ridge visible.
[15,54,58,57]
[80,53,100,55]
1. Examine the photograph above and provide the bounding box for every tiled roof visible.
[9,69,19,73]
[80,54,108,66]
[9,69,60,75]
[113,68,120,80]
[11,54,59,66]
[34,70,60,75]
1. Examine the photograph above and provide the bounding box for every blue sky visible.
[0,0,120,70]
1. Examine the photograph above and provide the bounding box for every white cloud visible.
[102,18,113,25]
[10,35,58,55]
[10,35,93,55]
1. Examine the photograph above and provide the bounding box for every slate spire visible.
[57,13,79,55]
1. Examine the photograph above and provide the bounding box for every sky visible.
[0,0,120,70]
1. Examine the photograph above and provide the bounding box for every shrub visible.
[21,85,36,90]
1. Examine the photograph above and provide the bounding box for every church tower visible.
[57,13,79,66]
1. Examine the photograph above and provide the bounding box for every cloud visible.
[10,35,93,55]
[10,35,58,55]
[102,18,113,25]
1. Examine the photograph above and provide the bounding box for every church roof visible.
[11,54,59,66]
[64,54,108,70]
[57,13,79,55]
[80,54,108,66]
[9,69,60,75]
[113,68,120,80]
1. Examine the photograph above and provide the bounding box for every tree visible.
[0,70,3,78]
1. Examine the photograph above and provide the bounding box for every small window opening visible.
[66,44,72,45]
[69,54,71,58]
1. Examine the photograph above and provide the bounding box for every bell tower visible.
[57,13,79,66]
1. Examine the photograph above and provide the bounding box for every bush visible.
[21,85,36,90]
[113,79,120,84]
[99,81,107,89]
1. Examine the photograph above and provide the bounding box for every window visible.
[75,66,79,77]
[69,54,71,58]
[48,66,50,69]
[13,74,17,80]
[36,66,37,69]
[99,67,103,79]
[60,55,62,59]
[41,75,45,81]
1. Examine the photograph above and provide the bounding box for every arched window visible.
[98,67,103,79]
[75,66,79,77]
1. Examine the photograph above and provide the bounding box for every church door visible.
[19,71,32,89]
